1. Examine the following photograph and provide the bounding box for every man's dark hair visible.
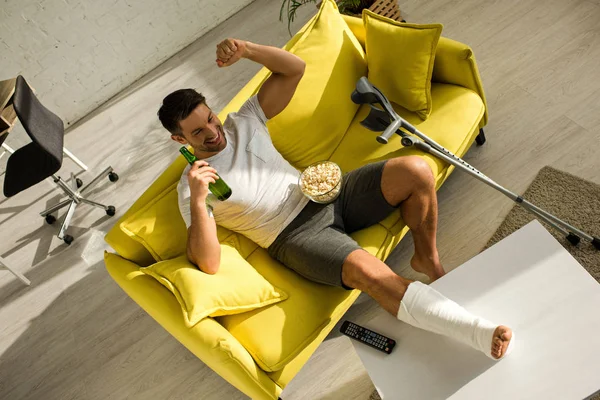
[158,89,206,136]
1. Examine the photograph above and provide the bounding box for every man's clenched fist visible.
[216,38,247,68]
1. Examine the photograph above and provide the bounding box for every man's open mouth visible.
[205,130,221,145]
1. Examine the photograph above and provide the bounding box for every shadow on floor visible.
[0,256,245,400]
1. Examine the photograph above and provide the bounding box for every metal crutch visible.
[351,77,600,249]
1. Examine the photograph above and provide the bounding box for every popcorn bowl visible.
[299,161,343,204]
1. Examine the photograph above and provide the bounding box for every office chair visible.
[3,75,118,246]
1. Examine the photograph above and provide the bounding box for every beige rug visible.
[369,166,600,400]
[484,166,600,282]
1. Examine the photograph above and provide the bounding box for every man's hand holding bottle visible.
[187,161,218,203]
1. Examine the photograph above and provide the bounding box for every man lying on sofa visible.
[158,38,514,360]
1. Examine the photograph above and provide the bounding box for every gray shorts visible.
[267,160,398,290]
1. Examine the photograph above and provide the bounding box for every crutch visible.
[351,77,600,249]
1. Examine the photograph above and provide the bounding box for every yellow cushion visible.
[105,157,190,266]
[140,244,288,328]
[120,182,240,261]
[363,10,442,120]
[120,182,187,261]
[265,0,367,169]
[217,247,356,372]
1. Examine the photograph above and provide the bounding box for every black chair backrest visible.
[3,76,64,197]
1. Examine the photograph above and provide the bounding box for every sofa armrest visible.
[431,37,488,127]
[104,252,282,400]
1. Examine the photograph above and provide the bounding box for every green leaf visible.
[279,0,318,36]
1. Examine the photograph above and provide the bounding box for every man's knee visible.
[342,250,374,290]
[390,156,434,191]
[406,156,434,185]
[341,249,399,292]
[382,156,435,206]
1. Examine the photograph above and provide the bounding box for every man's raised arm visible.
[216,38,306,119]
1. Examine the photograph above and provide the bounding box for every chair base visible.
[40,166,118,245]
[0,255,31,285]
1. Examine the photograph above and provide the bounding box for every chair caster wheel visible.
[76,178,83,188]
[108,172,119,182]
[45,215,56,225]
[566,233,580,246]
[593,237,600,250]
[106,206,116,216]
[63,235,74,245]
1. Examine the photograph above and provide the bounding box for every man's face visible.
[172,103,226,154]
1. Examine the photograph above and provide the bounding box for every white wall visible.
[0,0,255,127]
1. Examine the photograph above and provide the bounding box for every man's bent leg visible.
[380,156,445,281]
[341,249,514,360]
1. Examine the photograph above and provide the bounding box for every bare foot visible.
[410,253,446,282]
[491,326,513,359]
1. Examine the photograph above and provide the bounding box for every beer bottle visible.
[179,147,232,201]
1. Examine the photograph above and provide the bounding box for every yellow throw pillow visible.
[363,10,442,120]
[120,182,187,261]
[265,0,368,169]
[140,244,288,328]
[120,182,236,261]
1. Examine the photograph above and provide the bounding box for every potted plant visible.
[280,0,376,34]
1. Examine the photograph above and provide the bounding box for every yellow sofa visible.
[104,8,488,400]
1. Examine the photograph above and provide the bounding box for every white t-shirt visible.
[177,95,309,248]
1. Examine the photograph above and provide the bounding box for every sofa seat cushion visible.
[217,244,379,372]
[265,0,367,169]
[217,222,394,374]
[329,82,484,179]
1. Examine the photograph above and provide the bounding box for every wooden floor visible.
[1,0,599,399]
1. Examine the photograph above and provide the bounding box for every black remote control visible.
[340,320,396,354]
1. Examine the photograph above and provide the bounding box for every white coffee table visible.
[352,220,600,400]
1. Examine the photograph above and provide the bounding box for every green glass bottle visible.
[179,146,232,201]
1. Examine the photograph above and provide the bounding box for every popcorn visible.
[300,161,342,204]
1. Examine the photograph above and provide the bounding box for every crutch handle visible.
[353,77,398,120]
[376,118,403,144]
